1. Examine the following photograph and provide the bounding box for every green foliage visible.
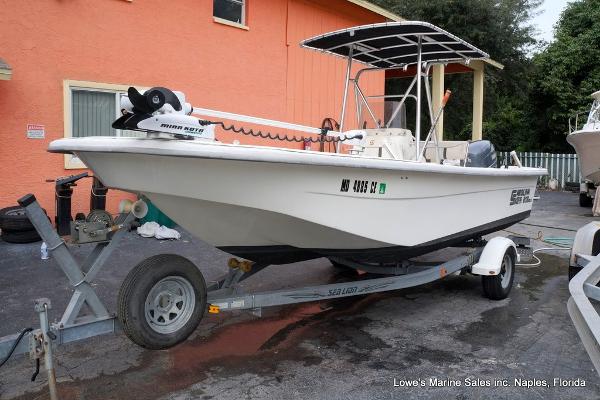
[372,0,600,152]
[373,0,541,150]
[531,0,600,152]
[483,96,533,151]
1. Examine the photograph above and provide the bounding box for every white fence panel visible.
[497,152,581,189]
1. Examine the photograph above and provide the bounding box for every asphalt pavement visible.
[0,190,598,399]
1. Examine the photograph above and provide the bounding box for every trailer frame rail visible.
[568,253,600,375]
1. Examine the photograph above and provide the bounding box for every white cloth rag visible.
[137,221,159,238]
[137,221,181,240]
[155,225,181,240]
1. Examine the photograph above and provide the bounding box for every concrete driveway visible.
[0,191,598,399]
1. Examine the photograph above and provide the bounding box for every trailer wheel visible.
[328,258,365,275]
[568,265,582,281]
[579,193,593,207]
[1,228,42,244]
[0,206,46,231]
[118,254,207,349]
[329,258,353,270]
[482,248,515,300]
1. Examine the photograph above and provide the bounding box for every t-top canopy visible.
[301,21,489,69]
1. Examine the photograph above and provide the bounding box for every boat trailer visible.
[0,193,531,399]
[567,221,600,376]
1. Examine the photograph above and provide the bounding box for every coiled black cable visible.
[0,327,33,368]
[31,358,40,382]
[200,120,363,144]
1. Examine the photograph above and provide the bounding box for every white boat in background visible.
[567,90,600,207]
[49,21,546,266]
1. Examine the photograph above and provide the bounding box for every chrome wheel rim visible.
[6,208,26,216]
[500,254,512,289]
[145,276,195,334]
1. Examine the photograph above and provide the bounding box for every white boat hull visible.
[49,137,544,264]
[567,130,600,185]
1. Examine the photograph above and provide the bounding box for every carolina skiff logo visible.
[509,188,532,205]
[340,179,386,194]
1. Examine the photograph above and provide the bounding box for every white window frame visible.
[63,80,145,169]
[213,0,248,30]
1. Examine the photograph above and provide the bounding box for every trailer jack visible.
[0,194,136,399]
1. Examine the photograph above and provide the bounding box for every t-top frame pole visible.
[338,45,354,153]
[415,35,423,160]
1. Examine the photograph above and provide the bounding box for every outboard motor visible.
[465,140,497,168]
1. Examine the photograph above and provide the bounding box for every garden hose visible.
[0,327,33,368]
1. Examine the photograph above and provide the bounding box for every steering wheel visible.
[319,118,340,152]
[321,117,340,132]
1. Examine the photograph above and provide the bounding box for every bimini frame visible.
[301,21,490,157]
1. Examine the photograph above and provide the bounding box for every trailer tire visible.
[565,181,580,193]
[118,254,207,349]
[482,248,515,300]
[0,206,46,232]
[568,265,582,281]
[0,228,42,244]
[329,258,353,270]
[579,193,593,207]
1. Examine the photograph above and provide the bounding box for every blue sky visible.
[531,0,570,43]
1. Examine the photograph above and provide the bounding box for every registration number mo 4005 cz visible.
[340,179,387,194]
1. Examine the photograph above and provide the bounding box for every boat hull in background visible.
[567,130,600,185]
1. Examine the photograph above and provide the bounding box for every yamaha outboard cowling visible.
[465,140,497,168]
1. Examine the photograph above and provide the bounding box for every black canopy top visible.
[301,21,489,69]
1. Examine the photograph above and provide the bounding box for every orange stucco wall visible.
[0,0,385,218]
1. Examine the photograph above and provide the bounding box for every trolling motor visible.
[114,86,363,145]
[112,87,216,140]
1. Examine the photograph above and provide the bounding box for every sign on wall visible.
[26,124,45,139]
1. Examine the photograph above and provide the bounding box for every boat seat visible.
[444,141,469,161]
[422,141,469,164]
[352,130,468,164]
[424,146,440,162]
[425,146,437,162]
[351,128,418,160]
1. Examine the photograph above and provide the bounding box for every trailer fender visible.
[471,237,517,276]
[570,222,600,267]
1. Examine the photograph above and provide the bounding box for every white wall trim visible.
[62,80,145,169]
